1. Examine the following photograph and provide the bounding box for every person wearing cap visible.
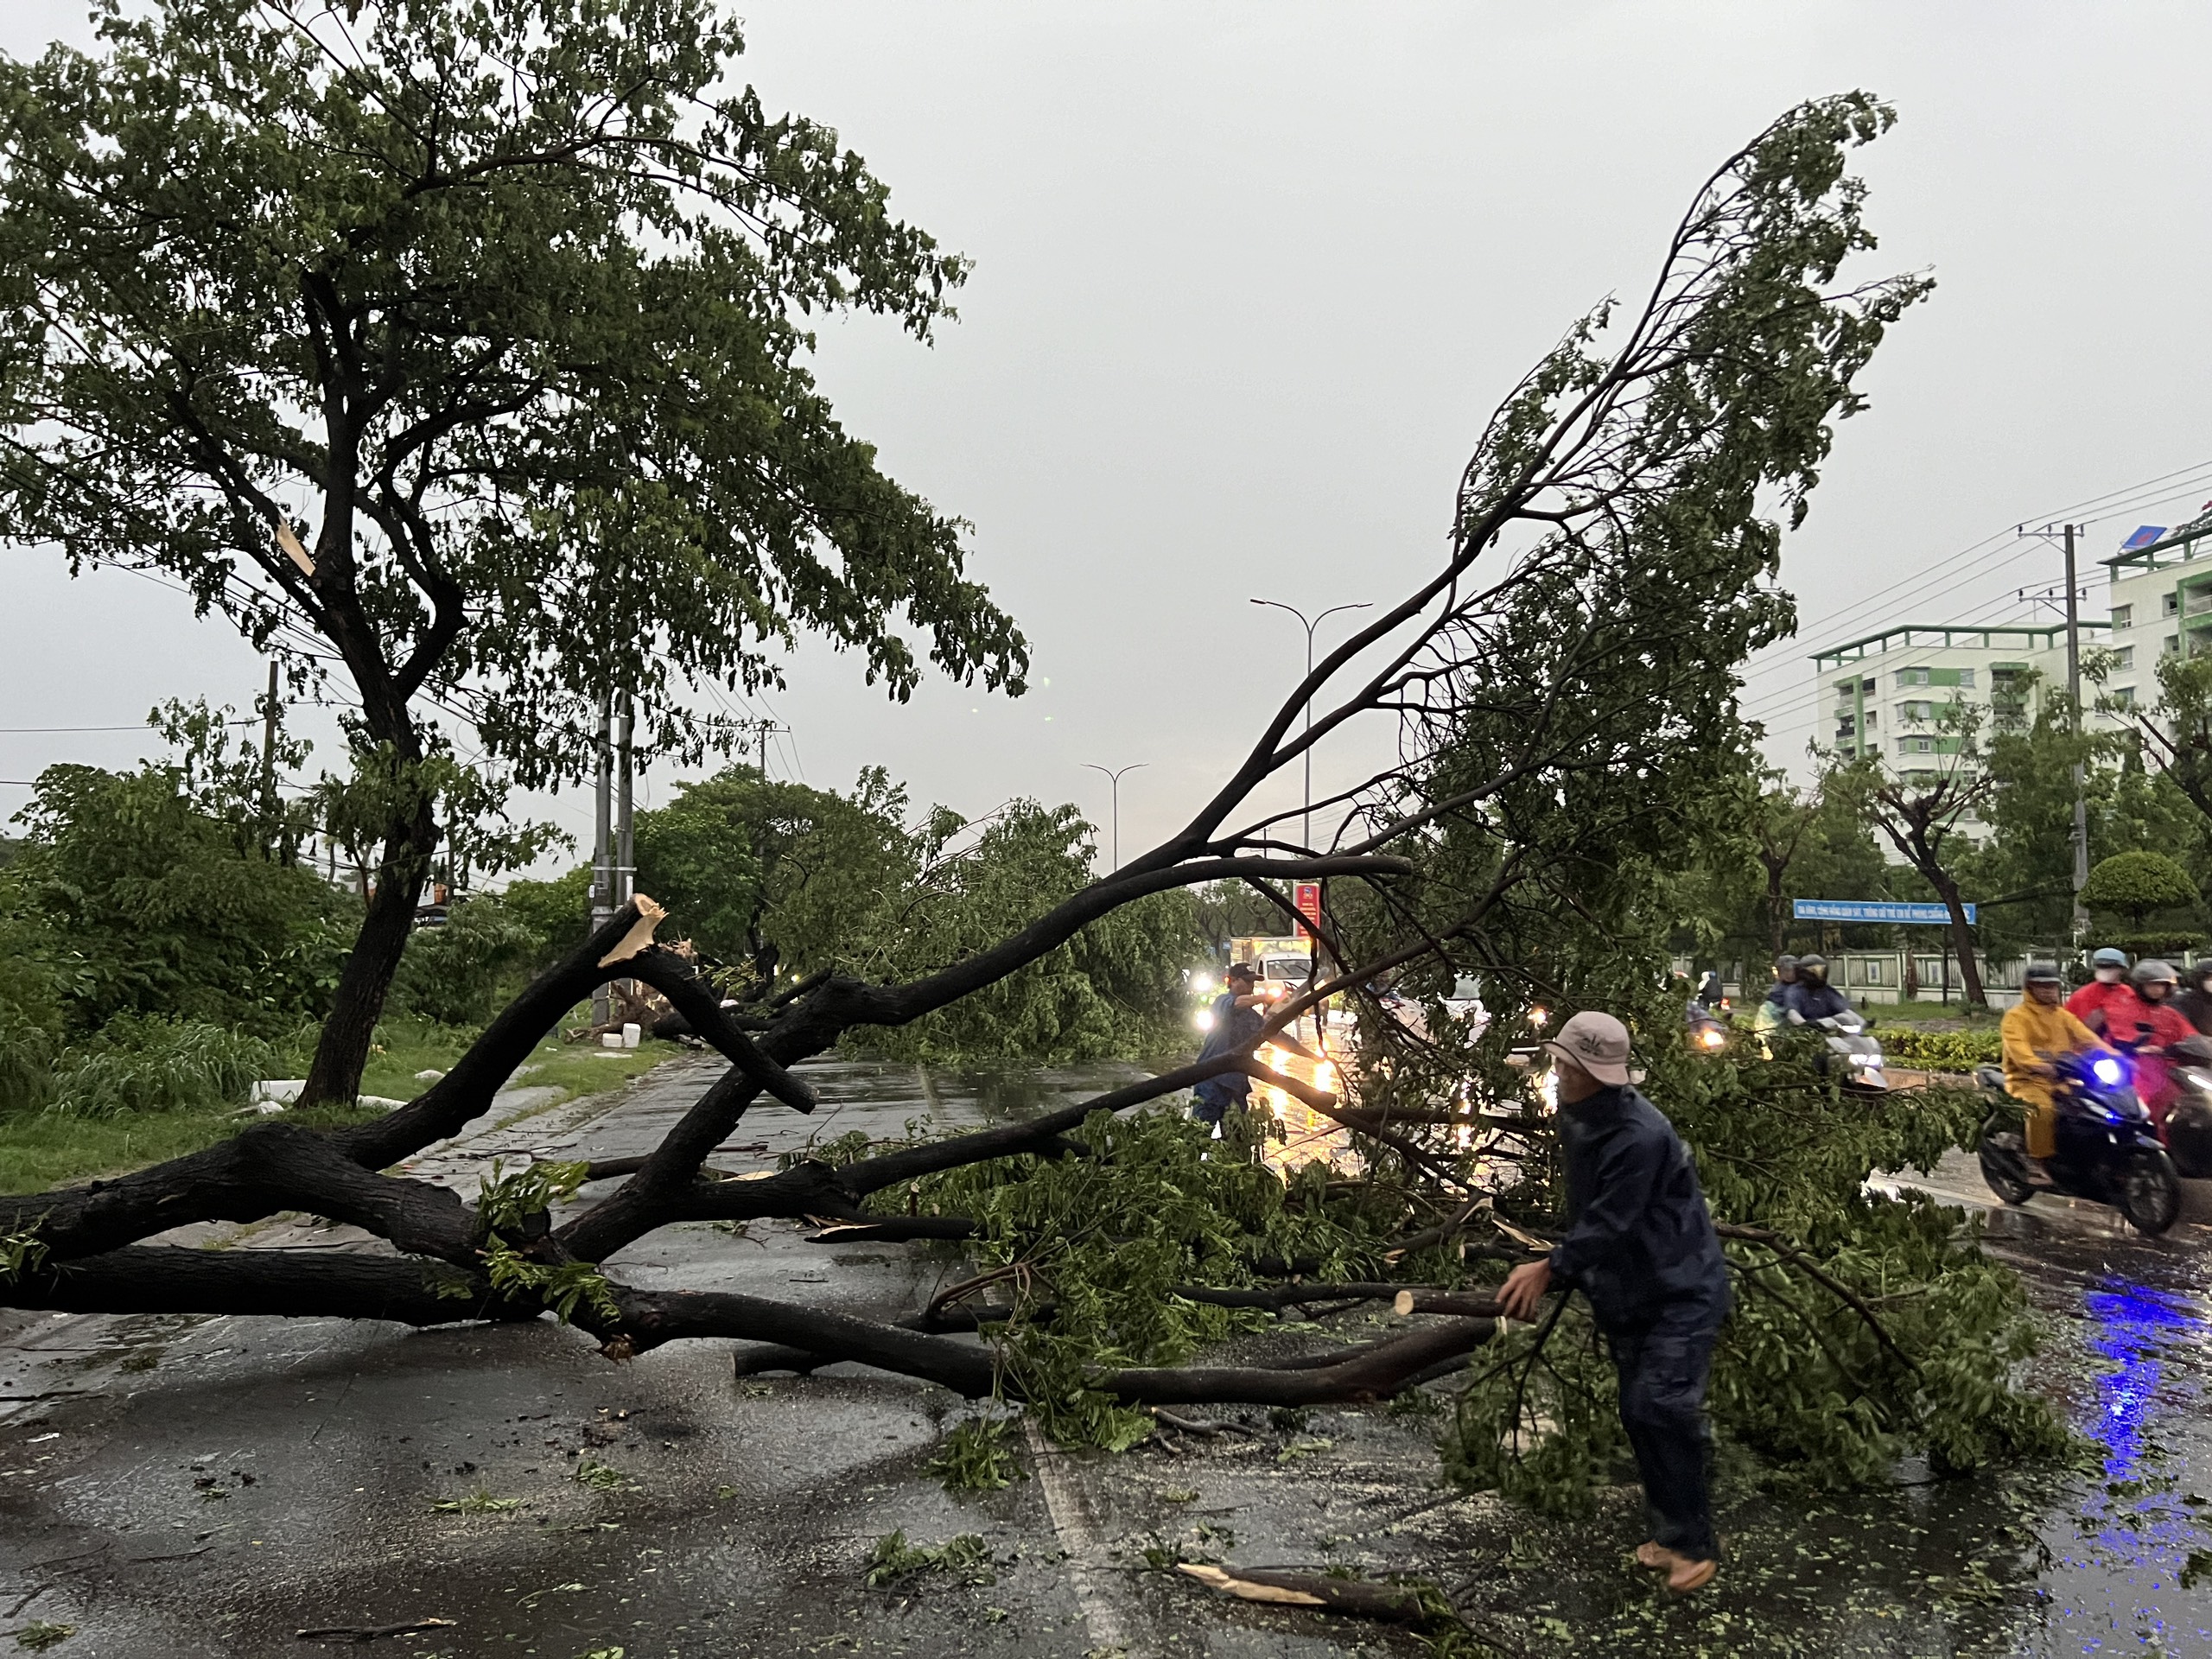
[1497,1010,1730,1595]
[1190,963,1315,1135]
[1999,963,2107,1165]
[2068,948,2133,1035]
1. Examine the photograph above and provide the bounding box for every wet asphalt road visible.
[7,1059,2212,1656]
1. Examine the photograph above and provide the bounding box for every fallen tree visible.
[0,99,2065,1491]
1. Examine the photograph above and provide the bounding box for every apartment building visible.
[2101,506,2212,695]
[1810,621,2107,779]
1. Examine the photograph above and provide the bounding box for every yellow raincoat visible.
[1999,996,2102,1158]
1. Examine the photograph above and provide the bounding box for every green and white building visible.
[1811,620,2112,780]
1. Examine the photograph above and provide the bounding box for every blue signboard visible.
[1793,899,1975,925]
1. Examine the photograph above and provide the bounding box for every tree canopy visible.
[0,0,1027,1099]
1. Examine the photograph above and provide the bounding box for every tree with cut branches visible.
[0,98,2071,1496]
[0,0,1025,1105]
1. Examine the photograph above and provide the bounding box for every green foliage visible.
[861,1531,994,1588]
[473,1158,616,1325]
[481,1243,619,1327]
[493,866,594,975]
[2081,849,2200,927]
[1878,1028,2002,1071]
[7,760,349,1034]
[893,1106,1414,1449]
[1442,1046,2071,1511]
[13,1623,74,1652]
[634,766,907,979]
[0,0,1024,792]
[474,1159,592,1236]
[924,1417,1027,1495]
[43,1015,274,1119]
[385,895,543,1027]
[852,801,1206,1064]
[0,1220,48,1282]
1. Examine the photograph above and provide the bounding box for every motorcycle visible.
[1975,1048,2183,1234]
[2161,1033,2212,1179]
[1799,1008,1889,1092]
[1685,999,1730,1054]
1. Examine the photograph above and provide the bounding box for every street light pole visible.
[1249,597,1372,849]
[1081,762,1147,870]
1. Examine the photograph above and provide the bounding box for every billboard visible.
[1792,899,1976,925]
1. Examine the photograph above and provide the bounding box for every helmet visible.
[2133,959,2179,989]
[2023,961,2063,986]
[1797,953,1828,986]
[2092,947,2130,969]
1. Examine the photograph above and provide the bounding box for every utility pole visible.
[1249,597,1372,849]
[590,690,614,1028]
[258,659,280,844]
[615,691,635,911]
[1081,762,1147,870]
[2020,522,2095,938]
[2064,522,2089,931]
[755,719,789,779]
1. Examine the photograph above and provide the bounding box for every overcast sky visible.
[4,2,2209,870]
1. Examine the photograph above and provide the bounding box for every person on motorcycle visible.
[2108,959,2195,1131]
[1781,954,1853,1025]
[1999,961,2107,1164]
[1764,957,1798,1011]
[2174,958,2212,1038]
[2067,947,2133,1034]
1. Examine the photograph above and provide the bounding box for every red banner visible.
[1294,881,1321,938]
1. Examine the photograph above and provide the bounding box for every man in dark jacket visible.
[1189,964,1316,1137]
[1498,1010,1731,1595]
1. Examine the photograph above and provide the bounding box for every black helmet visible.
[1776,954,1799,971]
[2023,960,2063,986]
[1797,953,1828,986]
[2133,959,2179,989]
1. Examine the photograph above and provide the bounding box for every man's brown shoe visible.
[1634,1542,1671,1570]
[1665,1555,1718,1595]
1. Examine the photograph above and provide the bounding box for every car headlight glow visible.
[1192,1009,1214,1032]
[1192,974,1215,995]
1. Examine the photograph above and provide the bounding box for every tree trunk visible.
[1763,857,1788,959]
[302,802,439,1104]
[1929,873,1986,1007]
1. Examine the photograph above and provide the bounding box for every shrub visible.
[1878,1027,2000,1072]
[46,1014,275,1118]
[386,894,543,1026]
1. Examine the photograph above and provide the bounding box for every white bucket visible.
[621,1023,642,1049]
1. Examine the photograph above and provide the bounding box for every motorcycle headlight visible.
[1192,1010,1214,1032]
[2093,1056,2124,1087]
[1700,1028,1725,1049]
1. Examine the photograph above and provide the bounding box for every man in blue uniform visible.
[1497,1010,1732,1594]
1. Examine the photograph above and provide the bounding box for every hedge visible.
[1877,1027,2000,1073]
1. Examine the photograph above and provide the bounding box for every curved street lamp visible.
[1249,597,1372,849]
[1082,760,1147,871]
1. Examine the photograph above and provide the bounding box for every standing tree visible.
[1836,695,1993,1006]
[0,0,1025,1103]
[2080,849,2201,936]
[1750,772,1826,959]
